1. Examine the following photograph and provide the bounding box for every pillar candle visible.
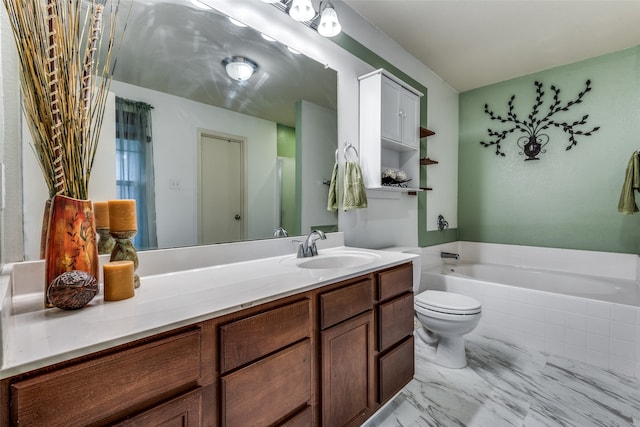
[103,260,135,301]
[93,201,109,228]
[108,199,137,232]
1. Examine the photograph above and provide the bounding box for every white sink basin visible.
[290,251,380,270]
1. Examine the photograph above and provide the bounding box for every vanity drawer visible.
[11,329,202,427]
[377,263,413,302]
[114,388,202,426]
[377,335,414,404]
[319,277,374,329]
[378,292,414,351]
[221,339,311,427]
[279,405,312,427]
[220,299,310,372]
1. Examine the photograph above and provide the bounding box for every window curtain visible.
[115,97,157,250]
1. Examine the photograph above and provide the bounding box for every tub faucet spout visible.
[441,251,459,260]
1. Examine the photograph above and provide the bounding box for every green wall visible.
[277,124,297,234]
[458,47,640,253]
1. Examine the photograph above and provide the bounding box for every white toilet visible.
[380,246,482,369]
[414,290,481,368]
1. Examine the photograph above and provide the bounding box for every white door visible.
[198,133,244,244]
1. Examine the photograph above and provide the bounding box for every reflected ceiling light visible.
[318,2,341,37]
[222,56,258,82]
[261,0,280,3]
[189,0,211,9]
[261,33,276,42]
[228,17,247,27]
[289,0,315,22]
[287,46,301,55]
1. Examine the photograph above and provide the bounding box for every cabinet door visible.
[380,76,402,143]
[321,311,374,427]
[400,89,420,149]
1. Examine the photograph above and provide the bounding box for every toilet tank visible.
[380,247,422,293]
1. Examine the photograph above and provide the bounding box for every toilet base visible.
[416,328,468,369]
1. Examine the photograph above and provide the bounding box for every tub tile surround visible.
[365,334,640,427]
[418,242,640,379]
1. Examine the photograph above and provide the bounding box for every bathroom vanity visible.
[0,247,415,426]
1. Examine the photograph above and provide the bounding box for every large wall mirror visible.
[21,0,338,259]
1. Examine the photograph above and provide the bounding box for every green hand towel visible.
[327,162,338,212]
[343,161,368,211]
[618,152,640,214]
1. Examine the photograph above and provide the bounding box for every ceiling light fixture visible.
[289,0,315,22]
[268,0,342,38]
[222,56,258,82]
[317,1,341,37]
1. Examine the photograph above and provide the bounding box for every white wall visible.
[335,1,460,234]
[22,93,116,260]
[298,100,338,233]
[110,80,278,249]
[213,0,458,248]
[3,0,460,261]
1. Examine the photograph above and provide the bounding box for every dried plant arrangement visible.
[2,0,123,199]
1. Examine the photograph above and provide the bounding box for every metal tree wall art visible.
[480,80,600,160]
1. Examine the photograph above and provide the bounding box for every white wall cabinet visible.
[359,69,423,192]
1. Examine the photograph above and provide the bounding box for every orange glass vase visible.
[44,195,99,308]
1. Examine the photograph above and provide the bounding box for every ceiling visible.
[107,0,337,127]
[342,0,640,92]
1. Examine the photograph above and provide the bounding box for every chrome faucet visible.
[297,230,327,258]
[273,226,288,237]
[440,251,459,260]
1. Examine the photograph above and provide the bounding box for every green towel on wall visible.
[618,152,640,214]
[327,162,338,212]
[343,161,368,211]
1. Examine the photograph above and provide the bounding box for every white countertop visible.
[1,246,416,378]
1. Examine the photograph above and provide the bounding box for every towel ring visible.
[344,142,360,162]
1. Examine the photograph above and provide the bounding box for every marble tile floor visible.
[365,334,640,427]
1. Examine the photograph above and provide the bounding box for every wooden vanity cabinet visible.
[1,261,415,427]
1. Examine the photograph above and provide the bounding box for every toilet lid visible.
[415,290,481,315]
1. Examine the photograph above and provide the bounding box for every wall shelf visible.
[420,127,435,138]
[420,157,438,166]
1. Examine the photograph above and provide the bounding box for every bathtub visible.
[419,243,640,379]
[426,263,640,306]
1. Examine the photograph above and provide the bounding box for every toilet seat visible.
[415,290,481,315]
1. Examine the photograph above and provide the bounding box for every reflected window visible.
[115,97,158,249]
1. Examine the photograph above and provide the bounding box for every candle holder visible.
[97,227,116,255]
[109,230,140,288]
